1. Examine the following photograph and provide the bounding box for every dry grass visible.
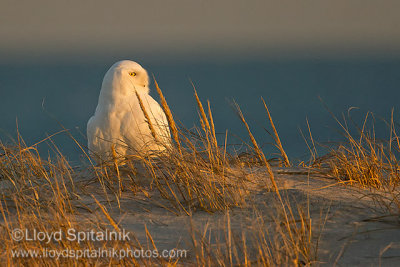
[0,80,322,266]
[261,97,290,168]
[0,136,144,266]
[308,109,400,215]
[189,200,320,266]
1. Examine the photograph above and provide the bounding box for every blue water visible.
[1,58,399,163]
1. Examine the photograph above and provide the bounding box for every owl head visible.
[102,60,150,97]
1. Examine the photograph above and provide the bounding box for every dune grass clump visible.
[109,81,293,214]
[0,138,114,265]
[97,80,290,213]
[308,110,400,214]
[0,133,188,266]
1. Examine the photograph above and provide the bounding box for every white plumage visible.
[87,60,171,161]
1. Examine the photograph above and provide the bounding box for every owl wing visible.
[87,115,99,154]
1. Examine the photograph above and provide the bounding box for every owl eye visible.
[129,72,137,77]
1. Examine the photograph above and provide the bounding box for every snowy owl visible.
[87,60,171,161]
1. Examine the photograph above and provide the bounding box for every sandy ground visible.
[275,168,400,266]
[74,166,400,266]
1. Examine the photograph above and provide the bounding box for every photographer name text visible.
[12,228,130,244]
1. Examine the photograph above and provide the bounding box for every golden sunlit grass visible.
[189,200,321,266]
[0,137,143,266]
[0,79,368,266]
[307,109,400,215]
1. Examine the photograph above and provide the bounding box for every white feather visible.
[87,60,171,160]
